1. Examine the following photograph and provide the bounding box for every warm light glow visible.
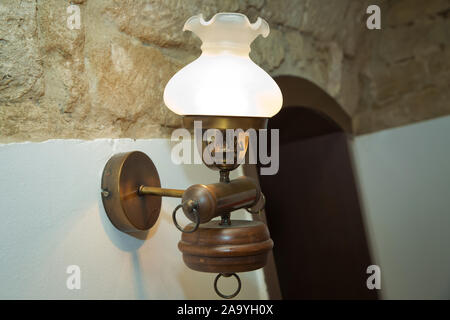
[164,13,283,118]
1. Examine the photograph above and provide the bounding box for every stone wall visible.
[354,0,450,134]
[0,0,448,142]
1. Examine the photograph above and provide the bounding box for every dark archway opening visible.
[256,76,377,299]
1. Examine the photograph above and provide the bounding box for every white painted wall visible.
[2,115,449,300]
[0,139,268,299]
[351,115,450,299]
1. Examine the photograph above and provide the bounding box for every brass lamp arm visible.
[101,151,263,236]
[138,186,184,198]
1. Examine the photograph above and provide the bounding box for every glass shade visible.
[163,13,283,118]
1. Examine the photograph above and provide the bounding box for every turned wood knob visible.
[178,220,273,273]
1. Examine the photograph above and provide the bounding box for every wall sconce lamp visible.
[100,13,282,299]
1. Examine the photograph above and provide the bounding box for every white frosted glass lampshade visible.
[163,13,283,118]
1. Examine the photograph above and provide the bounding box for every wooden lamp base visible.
[178,220,273,273]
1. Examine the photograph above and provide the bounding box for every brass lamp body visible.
[100,116,273,299]
[181,176,261,224]
[101,150,265,232]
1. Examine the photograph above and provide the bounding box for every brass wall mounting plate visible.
[101,151,161,234]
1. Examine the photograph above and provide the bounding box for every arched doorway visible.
[245,76,377,299]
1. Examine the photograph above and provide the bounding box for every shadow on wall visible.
[95,140,267,299]
[256,76,378,299]
[97,192,156,250]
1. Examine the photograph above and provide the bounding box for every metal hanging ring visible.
[246,193,266,215]
[214,273,241,299]
[172,203,200,233]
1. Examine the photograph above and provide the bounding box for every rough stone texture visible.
[354,0,450,134]
[1,0,449,141]
[0,0,43,104]
[37,0,87,114]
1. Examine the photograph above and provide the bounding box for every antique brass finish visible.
[139,186,184,198]
[100,149,270,299]
[101,151,162,234]
[172,201,201,234]
[214,273,241,299]
[181,176,261,224]
[183,116,267,172]
[101,152,263,234]
[183,115,268,130]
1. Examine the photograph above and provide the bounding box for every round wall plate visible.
[101,151,162,235]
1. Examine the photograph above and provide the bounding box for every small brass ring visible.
[246,193,266,215]
[172,204,200,233]
[246,207,261,214]
[214,273,241,299]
